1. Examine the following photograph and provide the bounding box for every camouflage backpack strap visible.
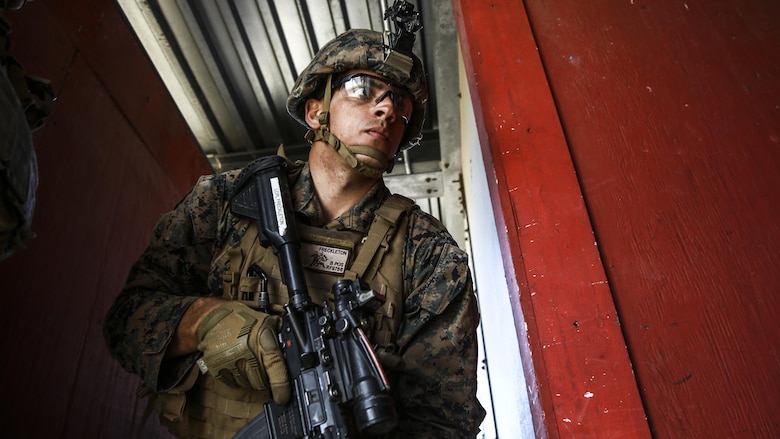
[2,55,55,129]
[345,193,415,280]
[0,9,55,259]
[0,14,56,131]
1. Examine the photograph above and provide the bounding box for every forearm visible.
[103,287,199,391]
[165,296,224,358]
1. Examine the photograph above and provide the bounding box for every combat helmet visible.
[287,24,427,178]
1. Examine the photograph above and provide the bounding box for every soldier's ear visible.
[305,98,324,129]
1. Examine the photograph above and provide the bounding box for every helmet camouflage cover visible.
[287,28,428,151]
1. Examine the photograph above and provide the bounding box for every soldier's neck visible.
[309,144,378,223]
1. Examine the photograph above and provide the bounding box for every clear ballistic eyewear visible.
[334,73,414,121]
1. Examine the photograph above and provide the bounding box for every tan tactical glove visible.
[195,301,291,405]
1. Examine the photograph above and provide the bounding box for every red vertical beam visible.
[452,1,650,437]
[523,1,780,437]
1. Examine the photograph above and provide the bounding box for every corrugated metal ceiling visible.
[117,0,446,173]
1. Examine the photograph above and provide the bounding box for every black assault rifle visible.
[230,156,397,438]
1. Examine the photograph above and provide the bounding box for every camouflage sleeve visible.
[386,212,486,438]
[103,173,229,392]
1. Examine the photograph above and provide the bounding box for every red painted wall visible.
[528,1,780,437]
[2,0,777,438]
[0,2,210,438]
[456,0,779,438]
[453,1,650,437]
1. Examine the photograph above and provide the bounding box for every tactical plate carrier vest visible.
[151,191,416,439]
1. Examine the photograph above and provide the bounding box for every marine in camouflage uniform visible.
[104,28,485,438]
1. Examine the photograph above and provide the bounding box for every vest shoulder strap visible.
[347,193,416,279]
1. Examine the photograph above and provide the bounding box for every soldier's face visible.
[328,69,410,166]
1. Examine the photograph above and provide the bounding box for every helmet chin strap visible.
[304,74,394,179]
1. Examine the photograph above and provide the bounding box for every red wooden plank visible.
[524,0,780,437]
[452,0,651,437]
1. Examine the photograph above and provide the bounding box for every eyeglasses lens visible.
[339,74,412,118]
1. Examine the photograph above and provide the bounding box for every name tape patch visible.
[301,242,350,274]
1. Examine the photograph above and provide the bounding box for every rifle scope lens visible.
[353,377,397,435]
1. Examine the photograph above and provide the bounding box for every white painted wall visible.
[459,53,535,439]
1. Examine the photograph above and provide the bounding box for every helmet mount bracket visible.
[382,0,422,76]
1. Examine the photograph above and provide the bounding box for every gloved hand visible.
[196,301,290,405]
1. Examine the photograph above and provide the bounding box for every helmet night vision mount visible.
[382,0,423,76]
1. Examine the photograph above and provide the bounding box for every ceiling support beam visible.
[423,0,466,247]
